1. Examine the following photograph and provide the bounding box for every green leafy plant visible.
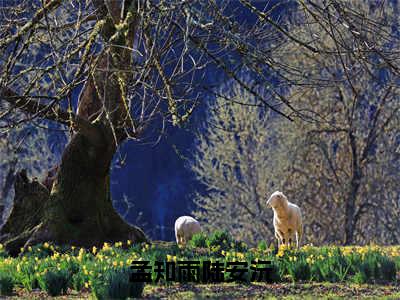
[71,271,86,291]
[190,232,208,248]
[285,256,311,282]
[206,230,233,250]
[91,268,144,300]
[38,269,70,296]
[257,241,267,251]
[0,273,14,296]
[378,256,396,282]
[13,262,39,291]
[352,271,368,284]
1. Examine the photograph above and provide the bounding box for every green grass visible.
[0,231,398,298]
[141,282,400,299]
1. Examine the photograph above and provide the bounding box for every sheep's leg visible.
[287,229,294,248]
[281,231,289,247]
[296,225,303,249]
[181,235,186,246]
[176,232,185,246]
[275,231,282,248]
[285,236,290,247]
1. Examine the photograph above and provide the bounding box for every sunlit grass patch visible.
[0,233,399,298]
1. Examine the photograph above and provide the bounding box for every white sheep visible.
[174,216,201,246]
[267,191,303,249]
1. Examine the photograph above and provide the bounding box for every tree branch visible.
[0,0,62,49]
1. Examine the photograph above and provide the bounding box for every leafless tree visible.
[192,0,399,246]
[191,82,293,246]
[272,0,400,245]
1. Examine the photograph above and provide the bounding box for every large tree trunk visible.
[0,170,50,255]
[0,0,148,256]
[45,122,147,247]
[0,122,147,256]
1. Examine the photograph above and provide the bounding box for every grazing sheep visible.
[267,191,303,249]
[174,216,201,246]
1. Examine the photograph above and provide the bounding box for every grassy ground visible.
[10,282,400,299]
[1,235,399,299]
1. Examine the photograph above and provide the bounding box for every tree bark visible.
[0,1,148,256]
[0,124,147,256]
[344,131,362,245]
[0,166,16,223]
[46,121,146,243]
[0,170,50,255]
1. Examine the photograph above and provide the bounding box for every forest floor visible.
[12,282,400,299]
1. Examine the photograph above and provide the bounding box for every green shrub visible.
[206,230,233,250]
[0,246,9,258]
[21,243,55,259]
[351,251,397,283]
[91,268,144,300]
[259,261,281,283]
[309,262,324,282]
[190,232,208,248]
[258,241,267,251]
[38,269,70,296]
[284,256,311,282]
[0,273,14,296]
[378,256,396,282]
[71,271,86,291]
[13,262,39,291]
[234,240,248,252]
[352,271,368,284]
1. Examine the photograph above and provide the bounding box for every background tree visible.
[191,83,292,246]
[273,0,400,245]
[192,0,399,246]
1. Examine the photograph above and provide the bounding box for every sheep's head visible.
[267,191,288,210]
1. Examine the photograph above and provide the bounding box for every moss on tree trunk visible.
[0,122,147,256]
